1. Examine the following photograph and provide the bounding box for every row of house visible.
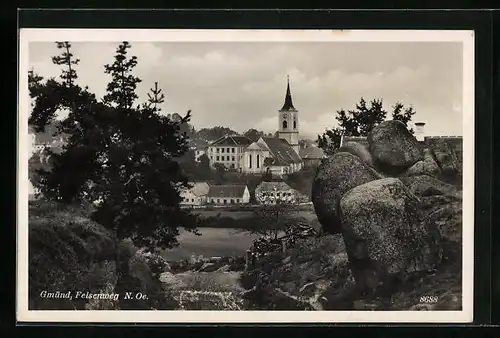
[179,181,306,207]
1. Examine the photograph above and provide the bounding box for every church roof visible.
[261,137,303,165]
[208,134,253,147]
[279,76,297,112]
[207,184,248,198]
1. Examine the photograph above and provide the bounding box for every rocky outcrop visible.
[400,174,461,199]
[338,141,375,168]
[368,120,423,175]
[425,137,462,177]
[312,152,383,234]
[340,178,442,295]
[402,148,441,177]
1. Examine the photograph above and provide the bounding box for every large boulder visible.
[340,178,442,295]
[402,148,441,177]
[425,138,461,178]
[417,194,462,262]
[399,175,461,199]
[338,141,375,168]
[312,152,383,234]
[368,120,423,175]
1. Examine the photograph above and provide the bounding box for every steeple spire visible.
[280,75,296,112]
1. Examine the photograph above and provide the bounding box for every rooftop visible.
[207,184,248,198]
[256,181,295,192]
[260,137,303,165]
[208,135,253,147]
[299,146,326,159]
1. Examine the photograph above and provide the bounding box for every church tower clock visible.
[278,75,300,154]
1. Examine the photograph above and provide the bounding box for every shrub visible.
[28,200,117,310]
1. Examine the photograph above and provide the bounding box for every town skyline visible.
[29,41,464,139]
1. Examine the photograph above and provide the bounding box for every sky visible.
[29,41,464,139]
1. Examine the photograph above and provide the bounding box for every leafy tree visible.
[392,102,416,133]
[317,97,416,155]
[213,162,226,184]
[51,41,80,87]
[250,201,299,241]
[147,82,165,111]
[261,170,273,182]
[33,41,197,252]
[103,41,142,109]
[196,126,239,141]
[244,128,265,142]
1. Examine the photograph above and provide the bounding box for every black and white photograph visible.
[17,29,474,323]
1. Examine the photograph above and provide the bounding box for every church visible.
[206,76,306,176]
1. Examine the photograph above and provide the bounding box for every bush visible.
[115,241,178,310]
[29,200,117,310]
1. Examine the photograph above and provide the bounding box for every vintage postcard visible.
[17,29,474,323]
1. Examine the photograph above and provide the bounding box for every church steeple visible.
[280,75,297,112]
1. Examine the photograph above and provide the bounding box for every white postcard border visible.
[17,28,475,323]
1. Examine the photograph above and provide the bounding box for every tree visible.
[103,41,142,109]
[34,41,197,252]
[213,163,226,184]
[51,41,80,87]
[317,97,416,155]
[392,102,416,133]
[244,128,265,142]
[147,82,165,111]
[251,201,299,242]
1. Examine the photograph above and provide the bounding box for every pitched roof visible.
[184,182,210,197]
[207,184,248,198]
[299,146,326,159]
[208,134,253,147]
[340,135,369,148]
[261,137,303,165]
[256,181,294,192]
[279,77,297,112]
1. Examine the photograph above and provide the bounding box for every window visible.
[227,147,230,152]
[230,199,234,204]
[223,199,227,204]
[217,199,220,203]
[210,156,213,160]
[257,154,260,168]
[282,120,287,129]
[236,199,240,203]
[227,156,230,161]
[293,120,297,129]
[216,156,220,161]
[249,154,252,168]
[191,198,194,202]
[232,156,235,161]
[232,148,235,153]
[216,148,220,153]
[222,148,225,153]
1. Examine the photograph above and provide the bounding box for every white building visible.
[207,184,250,205]
[255,181,298,204]
[206,135,253,170]
[180,182,210,206]
[240,137,303,176]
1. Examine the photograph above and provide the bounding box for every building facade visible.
[254,181,298,204]
[240,137,303,176]
[207,184,251,205]
[206,135,253,170]
[180,182,210,206]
